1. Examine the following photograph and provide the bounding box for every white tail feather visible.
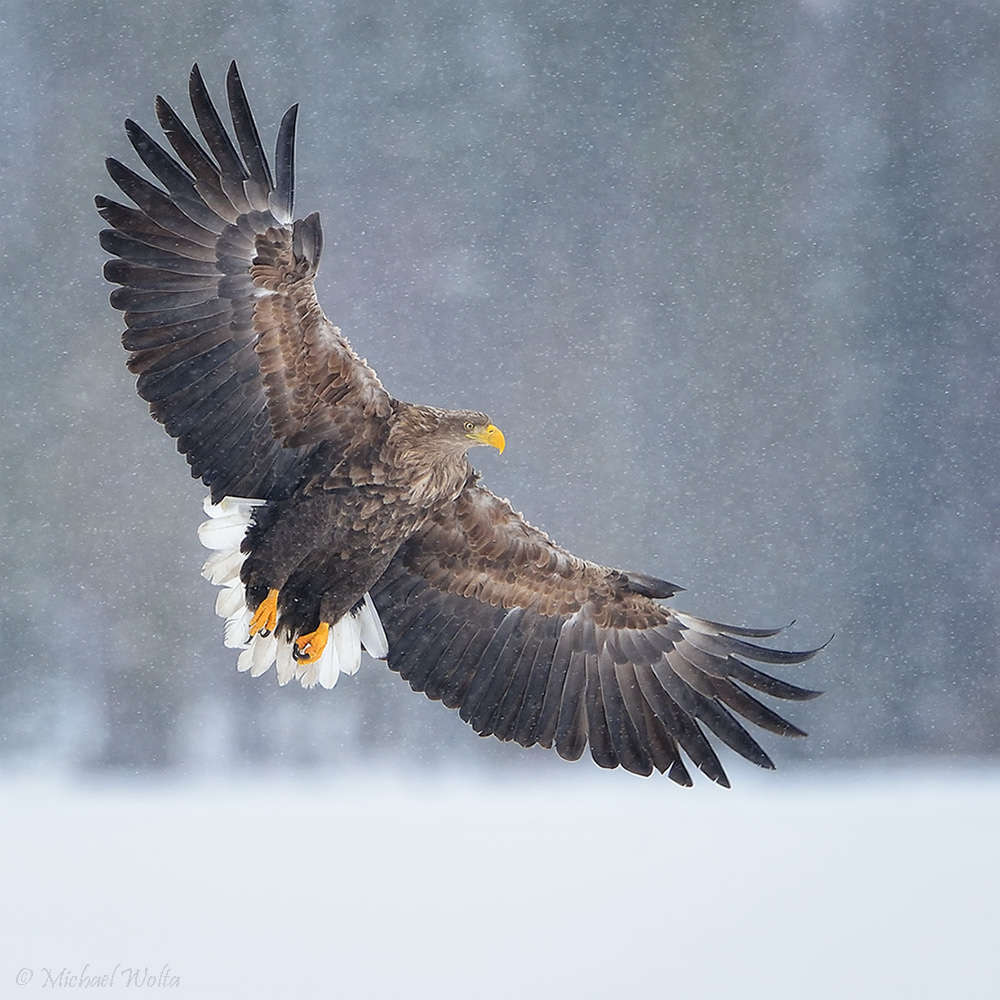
[236,645,255,673]
[333,614,363,679]
[237,632,279,677]
[223,605,253,649]
[215,584,245,619]
[198,494,389,689]
[201,548,245,587]
[197,515,252,552]
[275,638,296,685]
[296,639,331,690]
[359,592,389,659]
[249,634,278,677]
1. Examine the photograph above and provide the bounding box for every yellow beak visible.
[469,423,506,455]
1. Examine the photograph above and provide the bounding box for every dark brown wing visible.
[97,62,391,503]
[370,482,822,785]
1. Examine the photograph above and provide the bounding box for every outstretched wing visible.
[97,62,391,503]
[370,482,822,785]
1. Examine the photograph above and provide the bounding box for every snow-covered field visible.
[2,765,997,1000]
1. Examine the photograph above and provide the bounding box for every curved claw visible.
[249,588,278,638]
[293,622,330,664]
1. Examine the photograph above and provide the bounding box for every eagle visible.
[97,63,821,786]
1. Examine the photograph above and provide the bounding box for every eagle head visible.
[456,410,506,455]
[424,409,506,458]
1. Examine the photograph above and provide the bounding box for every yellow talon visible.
[294,622,330,664]
[249,588,279,637]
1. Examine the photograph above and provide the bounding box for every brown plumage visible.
[98,62,822,785]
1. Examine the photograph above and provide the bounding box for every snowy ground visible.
[2,764,997,1000]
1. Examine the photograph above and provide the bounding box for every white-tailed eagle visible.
[97,63,821,785]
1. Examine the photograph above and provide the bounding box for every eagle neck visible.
[385,403,472,507]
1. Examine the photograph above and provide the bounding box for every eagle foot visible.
[293,622,330,664]
[249,588,279,639]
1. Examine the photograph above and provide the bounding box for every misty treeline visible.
[2,0,998,774]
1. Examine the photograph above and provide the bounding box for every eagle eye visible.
[463,420,475,431]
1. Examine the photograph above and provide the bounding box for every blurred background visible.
[1,1,998,997]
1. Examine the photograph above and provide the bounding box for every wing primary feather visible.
[727,659,823,701]
[271,104,298,224]
[654,658,775,771]
[124,118,196,194]
[631,681,682,775]
[111,286,215,313]
[105,259,216,292]
[668,648,722,699]
[712,682,809,738]
[101,161,218,245]
[668,757,694,787]
[671,637,751,680]
[697,704,775,771]
[597,656,653,775]
[95,197,217,260]
[634,664,731,785]
[156,95,249,225]
[669,643,807,739]
[124,119,230,230]
[99,230,219,275]
[188,64,247,181]
[155,95,220,183]
[681,627,821,666]
[673,612,790,639]
[226,61,273,209]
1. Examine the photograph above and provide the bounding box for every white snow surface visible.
[2,764,997,1000]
